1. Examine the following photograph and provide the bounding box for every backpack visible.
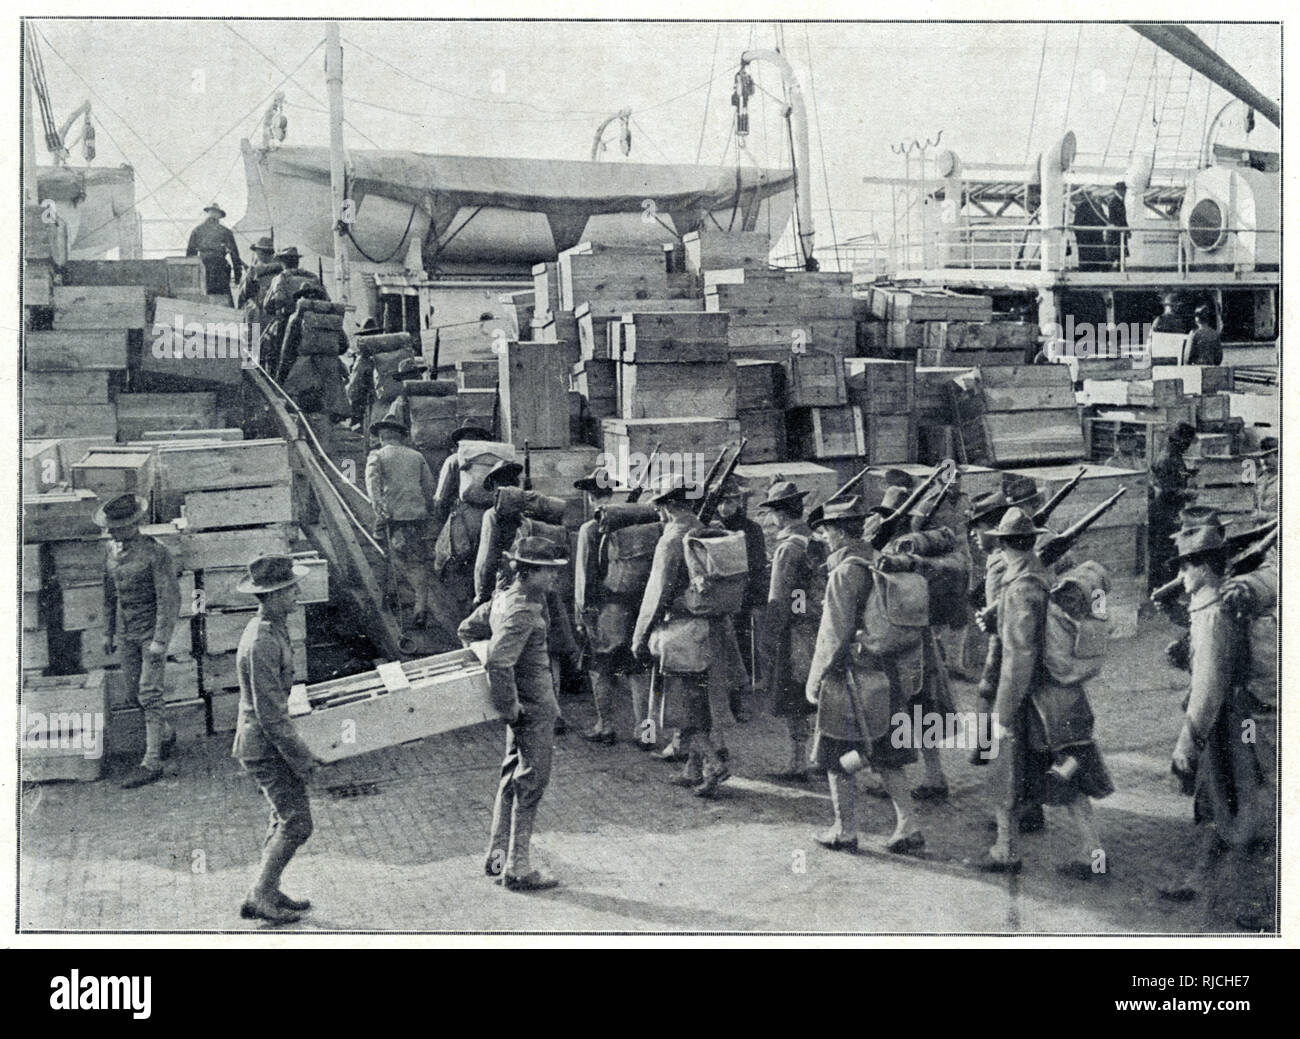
[891,527,971,630]
[601,522,660,595]
[1042,561,1111,686]
[456,440,515,507]
[434,500,485,572]
[681,529,749,616]
[780,532,825,684]
[372,347,416,405]
[846,558,929,657]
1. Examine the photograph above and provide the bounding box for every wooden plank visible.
[734,359,786,411]
[24,262,55,307]
[23,489,100,542]
[23,439,64,495]
[137,427,243,443]
[981,410,1088,465]
[24,402,117,441]
[157,439,291,493]
[498,340,570,448]
[981,382,1077,412]
[182,484,293,531]
[24,329,131,372]
[52,285,149,330]
[620,362,736,419]
[203,605,306,654]
[62,259,172,291]
[683,231,771,275]
[115,391,218,441]
[176,524,294,571]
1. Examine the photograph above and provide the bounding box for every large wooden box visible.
[25,370,113,403]
[497,340,570,448]
[733,359,786,411]
[141,296,248,385]
[785,349,847,408]
[619,311,730,364]
[52,285,149,331]
[181,483,293,531]
[23,488,100,543]
[70,446,158,502]
[157,438,290,494]
[844,358,916,415]
[289,648,500,763]
[20,670,109,782]
[619,362,736,419]
[683,230,771,275]
[559,242,670,312]
[116,392,218,442]
[601,417,740,481]
[736,408,786,463]
[24,402,118,441]
[787,405,865,459]
[1004,464,1147,530]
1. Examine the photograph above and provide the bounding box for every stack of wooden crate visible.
[614,312,734,420]
[704,269,802,359]
[913,365,975,463]
[918,318,1036,367]
[844,358,917,464]
[683,230,771,287]
[867,286,994,356]
[20,670,111,783]
[792,271,863,360]
[784,350,860,461]
[950,365,1087,466]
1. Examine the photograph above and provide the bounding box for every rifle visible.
[626,441,662,504]
[912,464,960,530]
[1151,521,1279,604]
[696,443,731,502]
[522,440,532,491]
[1036,487,1127,568]
[1033,466,1086,527]
[697,438,748,526]
[824,462,876,508]
[868,462,946,550]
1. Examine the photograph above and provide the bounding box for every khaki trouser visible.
[120,638,173,770]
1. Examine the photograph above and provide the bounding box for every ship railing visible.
[886,224,1281,276]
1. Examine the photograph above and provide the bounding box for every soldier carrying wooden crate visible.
[97,493,181,790]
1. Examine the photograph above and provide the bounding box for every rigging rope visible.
[1062,24,1083,132]
[344,202,419,264]
[1023,25,1049,165]
[1102,33,1143,166]
[696,24,723,163]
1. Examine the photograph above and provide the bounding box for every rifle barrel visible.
[1033,466,1086,526]
[1038,487,1127,567]
[870,463,944,548]
[826,463,874,506]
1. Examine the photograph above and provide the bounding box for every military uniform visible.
[365,426,437,626]
[185,216,243,305]
[232,611,316,852]
[104,533,181,772]
[459,581,560,882]
[1148,434,1196,591]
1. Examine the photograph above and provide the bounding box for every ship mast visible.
[326,22,350,305]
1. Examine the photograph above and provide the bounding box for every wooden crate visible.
[23,630,50,671]
[736,409,786,463]
[23,489,100,543]
[200,555,328,609]
[497,340,570,448]
[1126,379,1186,407]
[619,362,736,420]
[24,328,131,374]
[203,604,306,655]
[886,321,926,353]
[844,358,915,415]
[157,439,290,493]
[407,395,460,452]
[70,446,158,502]
[24,260,55,307]
[23,438,64,495]
[1151,364,1234,395]
[142,296,248,385]
[860,463,1002,506]
[455,359,499,390]
[1196,393,1231,426]
[24,402,118,441]
[181,484,293,531]
[869,286,992,323]
[116,392,218,441]
[683,230,771,275]
[48,539,109,585]
[290,648,497,763]
[619,311,730,364]
[785,349,847,408]
[174,524,294,571]
[52,285,149,331]
[19,670,109,782]
[576,299,702,360]
[571,359,618,413]
[602,417,740,482]
[734,359,786,411]
[559,242,670,311]
[787,406,865,459]
[862,412,916,464]
[25,370,113,403]
[164,256,204,295]
[456,388,497,424]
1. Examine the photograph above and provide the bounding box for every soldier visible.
[261,247,323,377]
[97,493,181,790]
[365,413,437,629]
[458,536,568,892]
[573,468,645,745]
[755,481,819,781]
[236,236,277,310]
[806,497,925,855]
[877,477,972,801]
[980,506,1054,872]
[472,459,528,607]
[1103,426,1143,470]
[231,554,320,924]
[1161,519,1271,929]
[1249,437,1278,520]
[430,424,493,536]
[185,203,243,306]
[1148,421,1198,592]
[632,474,730,798]
[1186,304,1223,366]
[714,475,768,723]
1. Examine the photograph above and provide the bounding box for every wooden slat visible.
[497,340,569,448]
[158,439,291,493]
[619,362,736,419]
[52,285,149,330]
[182,484,293,531]
[22,489,100,542]
[24,330,131,372]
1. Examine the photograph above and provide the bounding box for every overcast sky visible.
[26,19,1281,258]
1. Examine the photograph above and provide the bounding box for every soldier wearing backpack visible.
[632,474,732,799]
[980,506,1056,873]
[715,475,769,724]
[574,472,654,746]
[805,497,925,856]
[756,481,820,782]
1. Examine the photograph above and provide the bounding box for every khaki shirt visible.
[458,584,556,718]
[365,443,436,524]
[103,535,181,645]
[231,613,315,775]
